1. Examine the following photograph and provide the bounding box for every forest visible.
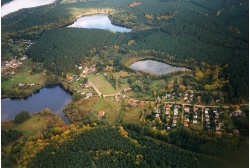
[7,124,246,168]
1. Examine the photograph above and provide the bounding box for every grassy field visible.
[88,74,118,94]
[75,97,99,112]
[1,114,65,140]
[94,98,122,124]
[2,71,46,91]
[123,107,141,124]
[114,71,130,91]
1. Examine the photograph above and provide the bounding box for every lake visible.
[129,60,189,75]
[67,14,131,32]
[1,0,54,17]
[1,85,72,124]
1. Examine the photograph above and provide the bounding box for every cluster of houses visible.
[204,108,223,131]
[2,56,27,71]
[11,82,36,88]
[81,64,96,74]
[8,39,35,50]
[183,106,201,127]
[165,91,196,102]
[123,87,132,92]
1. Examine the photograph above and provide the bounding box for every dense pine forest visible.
[8,124,247,168]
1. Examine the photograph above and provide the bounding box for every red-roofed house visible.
[138,101,145,107]
[98,111,105,116]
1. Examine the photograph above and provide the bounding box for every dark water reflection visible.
[129,60,189,75]
[1,85,72,124]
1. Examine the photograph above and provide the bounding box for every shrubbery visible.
[14,110,31,123]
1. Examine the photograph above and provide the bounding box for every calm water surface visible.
[68,14,131,32]
[1,0,54,17]
[1,85,72,124]
[129,60,189,75]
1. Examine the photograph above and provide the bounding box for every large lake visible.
[68,14,131,32]
[1,0,54,17]
[129,60,189,75]
[1,85,72,124]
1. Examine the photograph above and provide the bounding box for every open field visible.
[94,98,122,124]
[88,74,118,94]
[123,107,141,124]
[75,97,99,112]
[2,71,46,91]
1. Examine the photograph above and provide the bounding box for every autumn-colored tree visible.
[234,104,240,110]
[194,69,204,81]
[179,84,186,91]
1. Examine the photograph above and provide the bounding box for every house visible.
[86,92,93,98]
[82,67,88,73]
[155,114,160,118]
[85,82,91,88]
[167,126,171,130]
[173,119,177,124]
[185,118,189,122]
[91,67,96,72]
[205,108,209,114]
[184,107,189,112]
[165,110,170,115]
[80,90,85,95]
[184,122,188,127]
[129,98,137,104]
[98,111,105,116]
[165,107,170,111]
[205,115,209,118]
[174,110,178,116]
[165,94,171,98]
[193,107,198,112]
[215,125,220,131]
[233,129,240,134]
[154,109,160,114]
[156,104,161,108]
[193,115,198,119]
[231,109,244,117]
[138,101,145,108]
[193,119,197,123]
[166,104,171,108]
[124,87,132,92]
[120,94,126,98]
[18,83,25,87]
[20,55,28,61]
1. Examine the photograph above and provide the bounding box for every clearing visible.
[88,74,118,94]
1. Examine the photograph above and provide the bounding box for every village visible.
[95,93,244,134]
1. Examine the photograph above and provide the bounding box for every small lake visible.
[1,85,72,124]
[129,60,189,75]
[1,0,54,17]
[67,14,131,32]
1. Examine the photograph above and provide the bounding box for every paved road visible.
[88,80,102,96]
